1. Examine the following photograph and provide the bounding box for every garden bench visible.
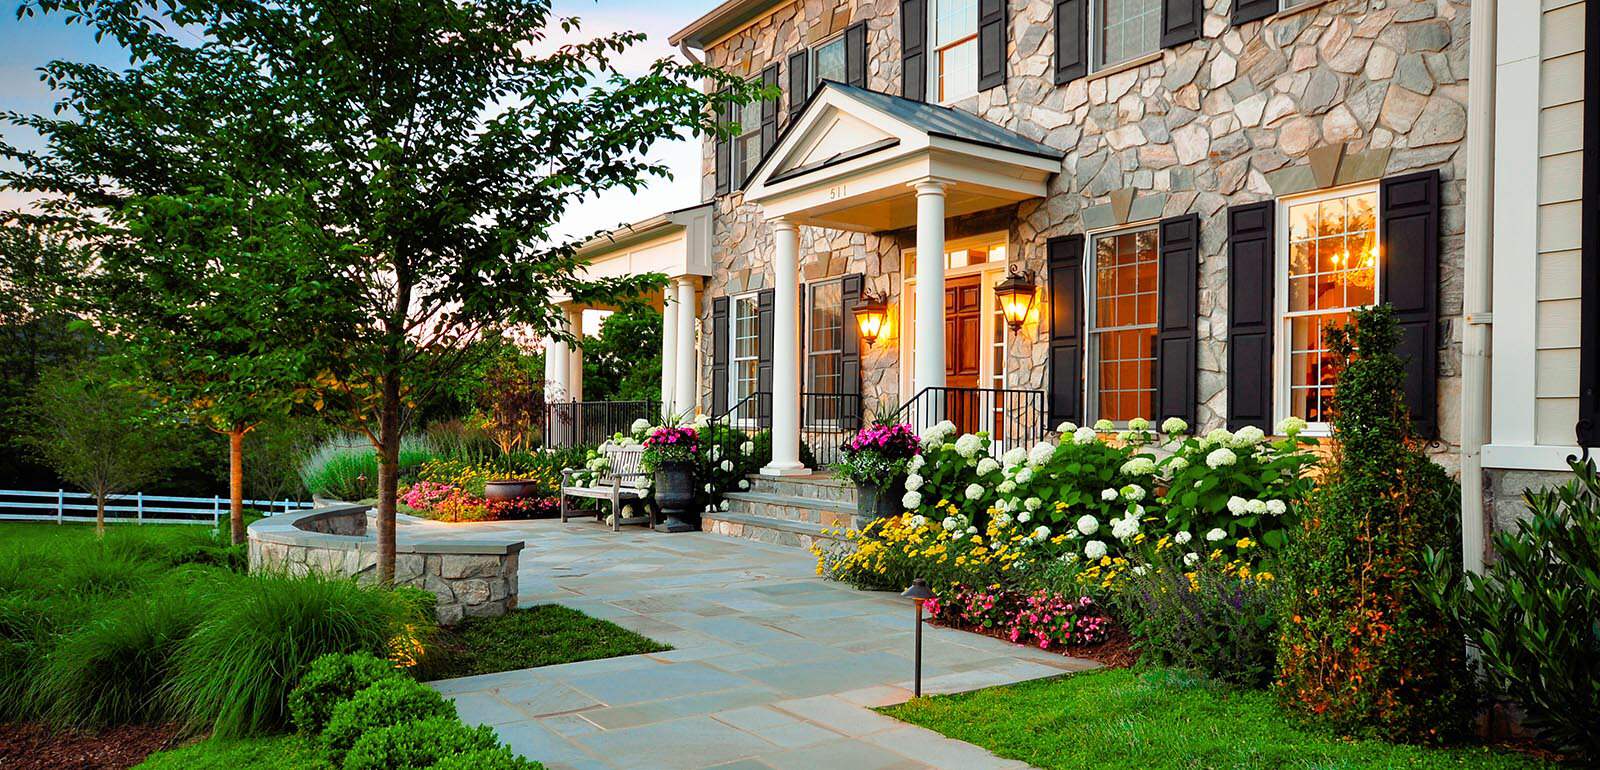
[559,443,654,532]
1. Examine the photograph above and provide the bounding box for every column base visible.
[759,462,812,477]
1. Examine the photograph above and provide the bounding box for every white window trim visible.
[1271,181,1381,437]
[1089,0,1163,74]
[927,0,979,105]
[728,291,762,426]
[1084,221,1161,427]
[898,233,1010,401]
[804,278,846,430]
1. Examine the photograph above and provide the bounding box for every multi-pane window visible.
[731,294,761,419]
[813,35,847,85]
[1281,187,1379,426]
[933,0,978,102]
[1089,228,1159,423]
[735,87,764,181]
[1095,0,1161,69]
[807,281,844,425]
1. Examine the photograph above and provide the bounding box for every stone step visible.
[720,491,859,529]
[745,474,859,504]
[701,510,844,550]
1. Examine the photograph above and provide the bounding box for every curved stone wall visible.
[247,504,522,625]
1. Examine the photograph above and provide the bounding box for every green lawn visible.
[882,668,1556,770]
[134,734,327,770]
[420,603,671,681]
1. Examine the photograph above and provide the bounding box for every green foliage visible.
[1112,546,1282,688]
[341,715,499,770]
[133,734,330,770]
[580,306,663,404]
[167,572,434,738]
[1276,305,1472,742]
[429,747,547,770]
[1154,424,1318,555]
[419,604,670,681]
[883,668,1555,770]
[298,435,440,501]
[1424,460,1600,759]
[286,652,405,735]
[320,677,456,762]
[30,592,203,727]
[244,416,322,503]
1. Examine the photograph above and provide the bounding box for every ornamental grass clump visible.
[1275,305,1472,742]
[1423,460,1600,760]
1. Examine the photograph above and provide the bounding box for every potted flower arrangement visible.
[834,420,921,523]
[642,423,701,533]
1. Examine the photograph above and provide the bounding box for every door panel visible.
[945,276,983,434]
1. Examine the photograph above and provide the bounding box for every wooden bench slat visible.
[558,443,655,532]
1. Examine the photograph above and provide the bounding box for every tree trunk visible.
[229,426,247,544]
[95,494,105,538]
[375,374,403,586]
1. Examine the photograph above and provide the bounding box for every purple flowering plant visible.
[833,420,921,487]
[642,425,701,469]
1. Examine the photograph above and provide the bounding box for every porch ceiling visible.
[744,83,1065,233]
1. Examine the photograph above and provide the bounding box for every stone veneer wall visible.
[696,0,1469,470]
[247,505,521,626]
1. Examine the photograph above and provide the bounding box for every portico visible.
[740,82,1062,474]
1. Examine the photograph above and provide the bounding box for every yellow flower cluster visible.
[813,507,1047,584]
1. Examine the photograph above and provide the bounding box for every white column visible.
[762,219,808,476]
[660,285,677,416]
[546,315,572,447]
[674,277,698,417]
[913,179,950,396]
[566,307,584,403]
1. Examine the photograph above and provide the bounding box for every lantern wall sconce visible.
[852,290,890,346]
[994,265,1039,333]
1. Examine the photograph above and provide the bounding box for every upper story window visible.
[734,87,764,181]
[933,0,978,102]
[1277,185,1379,430]
[813,33,847,85]
[1089,226,1159,424]
[1094,0,1161,70]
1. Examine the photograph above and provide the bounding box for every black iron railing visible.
[801,391,862,468]
[538,400,661,448]
[890,386,1046,456]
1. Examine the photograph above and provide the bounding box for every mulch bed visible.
[931,619,1136,669]
[0,722,182,770]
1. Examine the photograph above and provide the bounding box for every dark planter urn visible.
[855,477,904,524]
[652,461,698,533]
[484,479,540,502]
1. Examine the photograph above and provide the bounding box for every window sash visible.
[730,295,761,418]
[1087,226,1159,424]
[813,36,847,85]
[1093,0,1161,70]
[931,0,978,102]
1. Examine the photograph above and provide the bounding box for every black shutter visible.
[840,275,865,425]
[845,21,868,89]
[1577,14,1600,449]
[1053,0,1087,85]
[1232,0,1276,25]
[901,0,927,100]
[977,0,1008,91]
[714,89,733,196]
[757,288,775,423]
[1047,235,1085,425]
[787,50,811,126]
[1160,0,1202,49]
[711,296,730,415]
[759,63,780,167]
[1380,170,1441,439]
[1226,202,1275,431]
[1156,214,1200,427]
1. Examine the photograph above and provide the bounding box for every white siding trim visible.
[1482,443,1584,471]
[1490,50,1541,447]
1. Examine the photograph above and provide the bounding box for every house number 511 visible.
[828,185,846,200]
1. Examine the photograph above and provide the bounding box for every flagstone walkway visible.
[422,518,1099,770]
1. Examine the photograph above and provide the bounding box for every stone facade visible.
[247,506,521,626]
[693,0,1470,471]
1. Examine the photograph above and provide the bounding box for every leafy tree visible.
[1275,305,1472,742]
[22,362,189,536]
[580,306,663,403]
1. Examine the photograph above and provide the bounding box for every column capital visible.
[672,275,698,289]
[768,217,799,233]
[909,178,955,196]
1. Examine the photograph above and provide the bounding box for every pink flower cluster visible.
[927,585,1110,651]
[399,480,456,511]
[844,422,921,460]
[644,426,700,452]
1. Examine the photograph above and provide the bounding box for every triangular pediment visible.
[773,106,899,177]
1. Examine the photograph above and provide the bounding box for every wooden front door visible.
[945,276,983,434]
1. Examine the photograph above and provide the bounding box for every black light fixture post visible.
[901,577,935,697]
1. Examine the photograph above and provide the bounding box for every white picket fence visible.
[0,488,315,526]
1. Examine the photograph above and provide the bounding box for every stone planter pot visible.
[484,479,540,502]
[652,461,698,533]
[855,477,904,523]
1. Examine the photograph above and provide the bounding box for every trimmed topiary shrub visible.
[1275,305,1473,742]
[287,652,404,735]
[341,715,499,770]
[321,676,456,762]
[1424,460,1600,760]
[430,746,548,770]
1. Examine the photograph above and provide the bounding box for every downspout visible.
[679,41,703,65]
[1459,0,1497,575]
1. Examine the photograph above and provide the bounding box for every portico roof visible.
[744,82,1064,233]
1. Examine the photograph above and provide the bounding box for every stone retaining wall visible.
[247,505,522,625]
